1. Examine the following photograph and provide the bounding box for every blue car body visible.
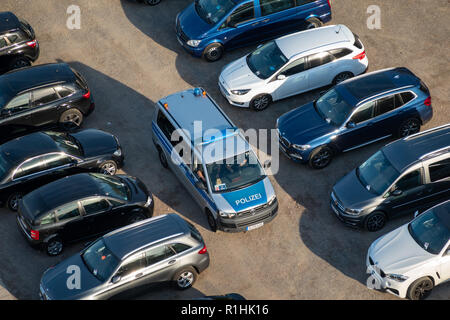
[276,67,433,165]
[176,0,332,57]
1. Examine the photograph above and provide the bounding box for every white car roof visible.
[275,24,355,59]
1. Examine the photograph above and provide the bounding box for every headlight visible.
[268,195,277,206]
[113,148,122,157]
[218,210,236,219]
[144,196,153,207]
[344,208,363,215]
[292,144,310,151]
[231,89,251,95]
[387,274,408,282]
[187,40,201,47]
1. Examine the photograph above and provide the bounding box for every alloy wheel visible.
[413,280,433,300]
[62,113,82,126]
[177,271,194,288]
[400,120,420,137]
[47,240,63,256]
[13,59,29,69]
[367,214,385,232]
[312,149,332,168]
[8,194,22,211]
[335,72,352,84]
[253,96,270,110]
[101,162,117,175]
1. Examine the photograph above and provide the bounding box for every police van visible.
[152,88,278,232]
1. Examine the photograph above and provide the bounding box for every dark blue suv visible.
[276,67,433,169]
[176,0,332,61]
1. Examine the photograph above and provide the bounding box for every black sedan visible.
[0,128,124,211]
[17,173,154,256]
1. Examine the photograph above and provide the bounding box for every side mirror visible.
[1,109,11,117]
[228,20,237,28]
[195,180,206,190]
[414,210,420,218]
[111,275,121,284]
[346,121,356,129]
[392,189,403,196]
[257,44,263,49]
[263,160,271,169]
[277,74,286,81]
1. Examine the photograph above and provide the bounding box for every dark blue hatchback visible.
[276,67,433,169]
[175,0,332,61]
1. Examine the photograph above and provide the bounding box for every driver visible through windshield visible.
[195,0,236,25]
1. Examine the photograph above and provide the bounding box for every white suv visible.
[219,25,368,110]
[366,200,450,300]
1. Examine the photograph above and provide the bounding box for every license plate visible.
[246,222,264,231]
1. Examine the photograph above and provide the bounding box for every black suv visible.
[0,12,39,73]
[331,124,450,232]
[0,62,94,143]
[0,129,124,211]
[17,173,154,256]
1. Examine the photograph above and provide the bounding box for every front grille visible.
[369,256,386,278]
[237,201,271,217]
[279,136,291,148]
[219,81,229,96]
[176,20,189,43]
[236,210,273,228]
[331,192,345,212]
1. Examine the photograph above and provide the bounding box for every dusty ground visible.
[0,0,448,300]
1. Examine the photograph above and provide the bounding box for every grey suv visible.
[39,214,210,300]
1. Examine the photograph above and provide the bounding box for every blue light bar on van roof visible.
[197,127,239,146]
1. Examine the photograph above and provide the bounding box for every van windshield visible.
[247,41,288,79]
[206,151,265,193]
[195,0,235,25]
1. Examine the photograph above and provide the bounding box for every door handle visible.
[168,260,176,265]
[262,19,270,23]
[251,22,259,26]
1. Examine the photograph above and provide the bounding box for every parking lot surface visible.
[0,0,449,300]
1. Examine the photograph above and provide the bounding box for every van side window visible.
[39,212,56,225]
[156,111,177,146]
[428,158,450,182]
[260,0,295,16]
[350,101,375,124]
[280,57,307,76]
[170,243,192,254]
[400,91,415,104]
[192,156,207,185]
[394,169,422,192]
[229,2,254,26]
[145,246,174,266]
[308,52,334,69]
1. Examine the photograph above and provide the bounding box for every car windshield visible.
[247,41,288,79]
[408,207,450,255]
[314,89,354,126]
[81,238,120,282]
[44,131,82,157]
[357,150,400,195]
[90,173,130,201]
[206,151,265,193]
[195,0,235,25]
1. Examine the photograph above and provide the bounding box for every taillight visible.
[26,40,37,48]
[30,230,39,240]
[198,245,207,254]
[424,96,431,106]
[83,91,91,99]
[352,51,366,60]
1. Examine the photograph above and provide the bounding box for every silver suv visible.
[39,214,210,300]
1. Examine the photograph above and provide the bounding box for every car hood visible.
[277,102,335,145]
[40,254,102,300]
[178,3,211,40]
[369,224,434,275]
[71,129,118,158]
[220,56,262,90]
[333,169,376,209]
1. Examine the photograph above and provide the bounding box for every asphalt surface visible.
[0,0,449,300]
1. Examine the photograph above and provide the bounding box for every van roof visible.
[104,214,190,260]
[276,24,354,59]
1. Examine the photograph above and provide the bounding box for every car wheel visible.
[407,277,434,300]
[100,160,118,175]
[308,146,333,169]
[333,72,354,85]
[7,192,23,212]
[306,17,323,29]
[45,238,64,256]
[398,118,421,137]
[206,210,217,232]
[59,109,84,127]
[250,94,271,111]
[173,267,197,290]
[10,57,31,70]
[203,43,224,62]
[158,148,169,169]
[128,212,146,224]
[145,0,161,5]
[365,211,386,232]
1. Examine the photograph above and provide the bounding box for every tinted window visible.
[41,153,73,169]
[55,202,80,221]
[82,239,119,281]
[145,245,174,266]
[81,198,110,216]
[375,95,397,116]
[0,37,7,49]
[32,87,59,106]
[14,157,46,179]
[157,111,176,145]
[171,243,192,254]
[55,85,74,98]
[108,199,125,207]
[280,57,307,76]
[296,0,315,5]
[351,101,375,124]
[401,91,415,104]
[329,48,353,59]
[308,52,334,68]
[260,0,295,16]
[39,212,56,225]
[353,33,363,49]
[7,31,28,44]
[4,92,31,111]
[429,158,450,182]
[116,254,144,278]
[229,2,254,26]
[394,170,422,191]
[194,0,236,25]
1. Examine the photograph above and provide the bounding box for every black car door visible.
[30,86,62,127]
[55,201,90,242]
[423,156,450,210]
[107,198,133,228]
[0,92,35,140]
[79,197,114,236]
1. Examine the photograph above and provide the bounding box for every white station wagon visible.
[219,24,369,110]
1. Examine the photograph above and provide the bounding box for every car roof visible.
[21,173,115,219]
[0,12,20,33]
[383,124,450,172]
[0,132,60,165]
[337,67,421,105]
[0,63,76,106]
[104,214,190,260]
[276,25,354,59]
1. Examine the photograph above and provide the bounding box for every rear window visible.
[186,220,204,243]
[329,48,353,59]
[70,68,88,90]
[353,32,363,49]
[419,80,430,95]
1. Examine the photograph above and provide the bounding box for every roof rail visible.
[404,123,450,140]
[104,214,168,238]
[419,146,450,161]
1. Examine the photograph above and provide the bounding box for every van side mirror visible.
[346,121,356,129]
[392,189,403,196]
[111,275,121,284]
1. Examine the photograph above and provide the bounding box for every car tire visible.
[333,72,354,85]
[203,43,224,62]
[7,192,23,212]
[128,212,146,224]
[250,94,272,111]
[308,146,333,169]
[158,147,169,169]
[398,118,421,137]
[45,237,64,256]
[365,211,386,232]
[99,160,118,175]
[9,57,31,70]
[407,277,434,300]
[206,210,217,232]
[145,0,161,5]
[306,17,323,29]
[59,109,84,127]
[173,266,197,290]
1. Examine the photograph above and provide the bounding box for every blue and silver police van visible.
[152,88,278,232]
